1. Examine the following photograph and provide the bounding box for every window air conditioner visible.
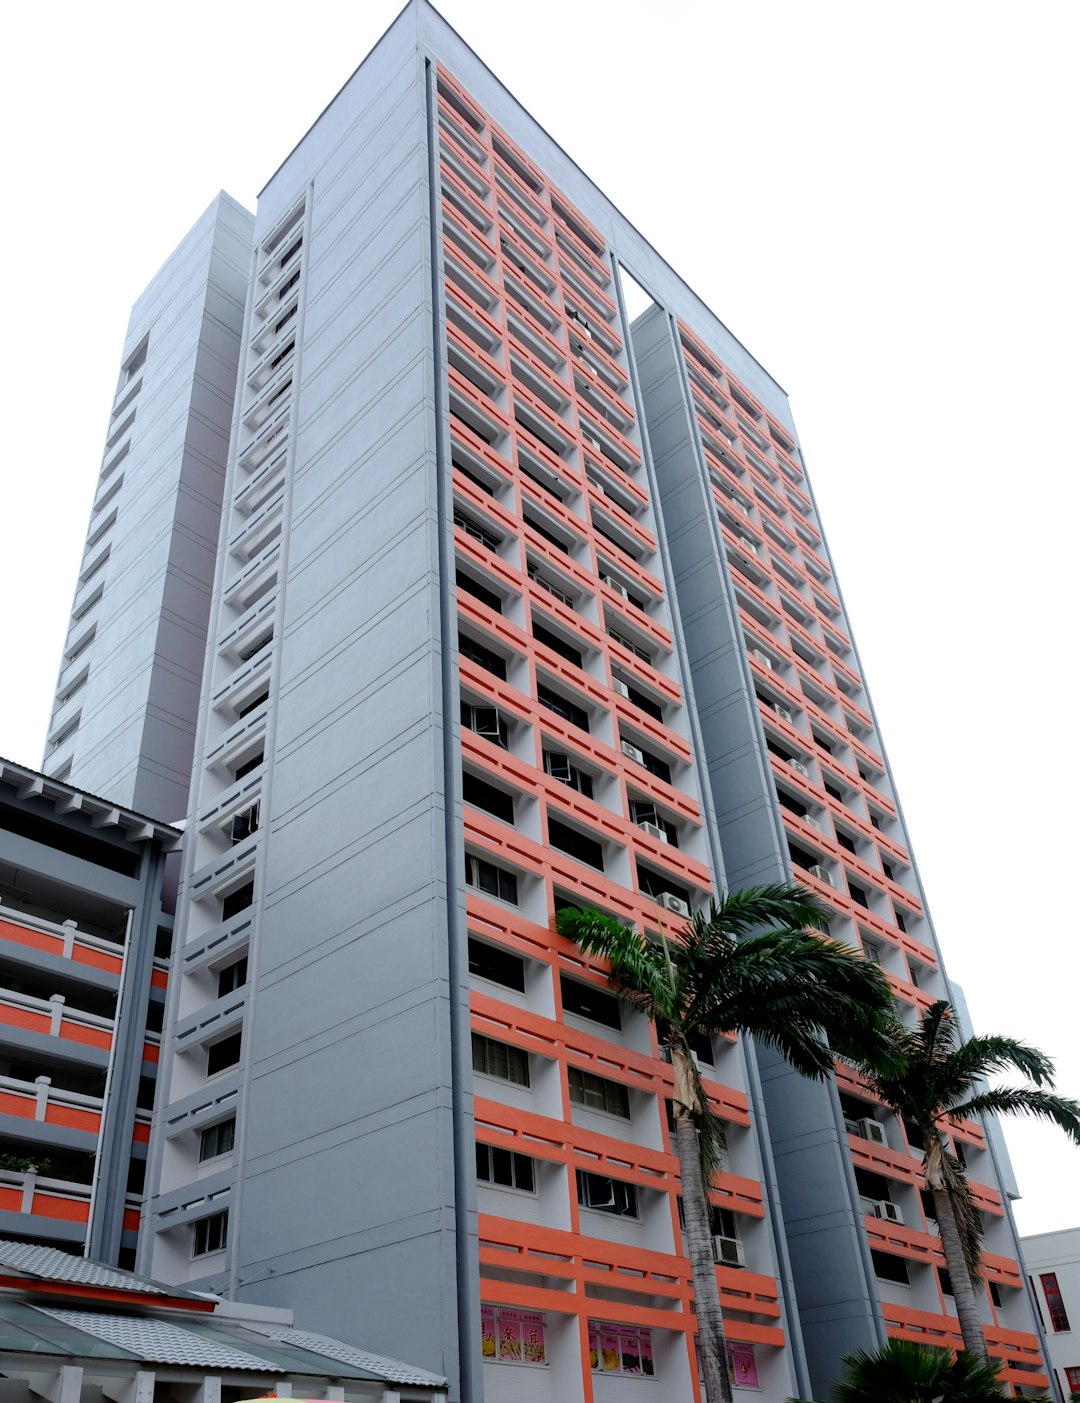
[802,813,820,830]
[602,575,628,599]
[657,893,691,918]
[613,678,631,699]
[874,1200,903,1224]
[808,864,833,886]
[859,1118,887,1145]
[639,820,667,843]
[739,536,759,555]
[711,1235,746,1268]
[788,758,808,778]
[621,741,644,764]
[843,1117,860,1136]
[773,703,792,723]
[751,649,773,670]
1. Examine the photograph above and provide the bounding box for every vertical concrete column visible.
[34,1075,51,1120]
[193,1377,221,1403]
[19,1169,37,1213]
[55,1366,83,1403]
[48,993,66,1034]
[62,920,78,958]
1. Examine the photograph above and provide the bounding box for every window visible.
[230,803,260,844]
[199,1117,236,1162]
[543,750,593,798]
[561,977,621,1030]
[456,570,503,613]
[481,1306,546,1365]
[728,1342,759,1389]
[630,800,678,847]
[217,957,248,998]
[459,632,507,680]
[221,881,255,921]
[465,854,518,905]
[462,772,515,824]
[538,682,590,733]
[234,750,263,780]
[576,1168,637,1216]
[476,1141,535,1191]
[468,937,526,992]
[533,620,582,668]
[472,1032,529,1086]
[569,1066,630,1118]
[1041,1273,1072,1332]
[548,817,604,870]
[589,1322,654,1375]
[871,1250,909,1284]
[461,702,508,749]
[454,508,501,553]
[1065,1367,1080,1391]
[206,1032,242,1076]
[192,1210,228,1257]
[236,688,269,720]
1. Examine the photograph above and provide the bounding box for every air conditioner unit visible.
[658,893,691,918]
[621,741,644,764]
[739,536,759,555]
[751,648,773,670]
[808,864,833,886]
[843,1117,860,1136]
[602,575,628,598]
[612,678,630,699]
[788,758,808,777]
[874,1200,903,1225]
[639,820,667,843]
[802,813,820,831]
[711,1235,746,1268]
[773,703,792,723]
[859,1118,887,1145]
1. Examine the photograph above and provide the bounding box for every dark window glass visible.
[221,882,254,922]
[465,855,518,905]
[192,1210,228,1256]
[199,1117,236,1162]
[459,633,507,681]
[476,1141,535,1191]
[468,938,526,992]
[538,683,590,732]
[561,977,621,1030]
[576,1169,637,1216]
[472,1032,529,1085]
[548,818,604,871]
[456,570,503,613]
[533,620,582,668]
[206,1032,242,1077]
[217,957,248,998]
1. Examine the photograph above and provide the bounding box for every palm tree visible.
[788,1337,1052,1402]
[555,883,896,1403]
[856,1001,1080,1363]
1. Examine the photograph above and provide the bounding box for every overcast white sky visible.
[2,1,1077,1236]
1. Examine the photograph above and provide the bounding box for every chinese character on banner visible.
[481,1306,496,1359]
[728,1341,759,1388]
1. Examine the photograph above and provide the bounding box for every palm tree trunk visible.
[925,1144,988,1363]
[673,1094,734,1403]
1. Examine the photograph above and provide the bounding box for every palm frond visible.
[697,884,830,939]
[950,1088,1080,1145]
[554,907,676,1022]
[945,1033,1058,1089]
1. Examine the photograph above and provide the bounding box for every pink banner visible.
[728,1341,759,1388]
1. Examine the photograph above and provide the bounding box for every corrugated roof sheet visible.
[0,1242,184,1297]
[242,1324,448,1387]
[36,1310,281,1370]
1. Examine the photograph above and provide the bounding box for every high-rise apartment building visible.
[42,5,1052,1401]
[44,194,253,822]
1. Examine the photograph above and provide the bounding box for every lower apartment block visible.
[0,758,179,1267]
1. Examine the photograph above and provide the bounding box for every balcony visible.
[0,1073,103,1137]
[0,989,112,1055]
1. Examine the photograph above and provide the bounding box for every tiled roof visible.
[243,1324,448,1387]
[0,1242,185,1297]
[37,1310,281,1370]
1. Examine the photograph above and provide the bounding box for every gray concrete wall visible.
[44,194,253,824]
